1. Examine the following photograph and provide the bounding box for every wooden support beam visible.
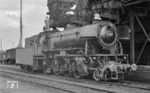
[125,0,150,6]
[130,11,135,64]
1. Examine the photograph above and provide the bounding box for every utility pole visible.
[18,0,23,48]
[0,39,2,51]
[13,41,15,48]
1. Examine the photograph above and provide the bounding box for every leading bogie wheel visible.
[93,69,100,81]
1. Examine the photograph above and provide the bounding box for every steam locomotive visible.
[16,21,137,81]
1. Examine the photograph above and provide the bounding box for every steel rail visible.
[0,73,75,93]
[0,70,114,93]
[100,81,150,91]
[0,65,150,92]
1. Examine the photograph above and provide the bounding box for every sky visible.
[0,0,48,50]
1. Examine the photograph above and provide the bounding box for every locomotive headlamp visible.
[110,64,117,71]
[131,64,137,71]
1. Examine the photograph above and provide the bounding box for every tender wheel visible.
[103,69,110,81]
[20,65,32,72]
[27,66,33,71]
[20,65,25,71]
[93,69,100,81]
[73,69,81,79]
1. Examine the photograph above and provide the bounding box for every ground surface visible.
[0,64,150,93]
[0,76,62,93]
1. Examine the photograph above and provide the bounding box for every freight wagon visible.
[0,51,5,64]
[4,48,18,64]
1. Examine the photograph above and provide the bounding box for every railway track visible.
[0,68,114,93]
[0,65,150,93]
[0,73,75,93]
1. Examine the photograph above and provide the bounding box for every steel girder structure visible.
[126,0,150,65]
